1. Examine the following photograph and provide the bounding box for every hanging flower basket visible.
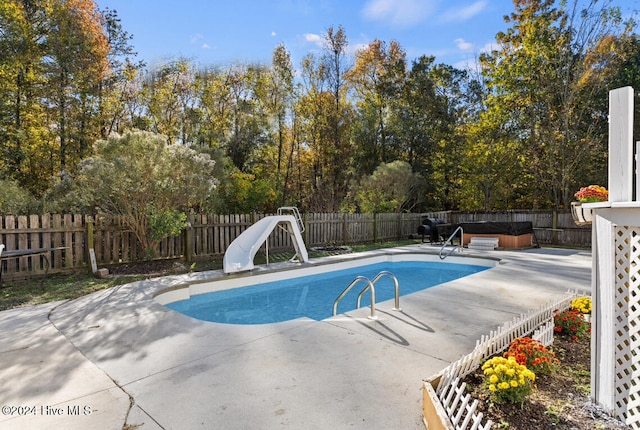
[574,185,608,203]
[571,202,593,226]
[571,185,608,226]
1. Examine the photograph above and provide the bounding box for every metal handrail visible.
[333,276,377,319]
[356,271,401,312]
[277,206,305,232]
[439,226,464,260]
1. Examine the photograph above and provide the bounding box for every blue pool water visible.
[166,261,489,324]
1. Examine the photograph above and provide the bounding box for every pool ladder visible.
[332,271,400,320]
[439,226,464,260]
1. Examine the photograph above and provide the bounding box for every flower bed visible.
[422,292,579,429]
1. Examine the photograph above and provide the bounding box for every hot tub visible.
[459,221,536,249]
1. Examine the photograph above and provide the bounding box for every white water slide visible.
[223,210,309,274]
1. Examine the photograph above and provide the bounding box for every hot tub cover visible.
[458,221,533,236]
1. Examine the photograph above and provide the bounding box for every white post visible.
[608,86,634,202]
[592,87,640,429]
[592,212,615,411]
[636,142,640,202]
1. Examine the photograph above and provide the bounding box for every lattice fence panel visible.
[436,292,576,394]
[439,377,493,430]
[614,226,640,428]
[532,319,555,347]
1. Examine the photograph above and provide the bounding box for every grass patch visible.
[0,273,146,311]
[0,239,423,311]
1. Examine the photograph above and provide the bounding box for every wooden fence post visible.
[373,213,378,243]
[87,216,98,273]
[342,213,347,245]
[184,221,194,263]
[552,210,558,245]
[303,213,309,246]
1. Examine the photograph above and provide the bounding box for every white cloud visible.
[202,43,212,50]
[361,0,435,29]
[271,31,277,37]
[346,42,369,56]
[479,41,500,55]
[441,0,487,22]
[455,38,474,52]
[304,33,323,47]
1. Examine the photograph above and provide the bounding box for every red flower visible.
[554,309,590,341]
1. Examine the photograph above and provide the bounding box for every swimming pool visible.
[160,254,493,325]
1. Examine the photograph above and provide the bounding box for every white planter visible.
[571,202,593,225]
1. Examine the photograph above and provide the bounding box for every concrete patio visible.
[0,246,591,429]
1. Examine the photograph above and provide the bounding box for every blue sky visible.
[93,0,516,69]
[92,0,633,71]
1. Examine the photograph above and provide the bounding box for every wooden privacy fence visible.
[0,210,589,281]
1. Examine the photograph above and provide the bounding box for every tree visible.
[0,179,39,214]
[458,106,527,210]
[46,131,218,257]
[0,0,129,196]
[321,25,354,211]
[224,63,270,171]
[348,160,423,213]
[97,6,144,137]
[346,39,407,174]
[387,56,462,209]
[296,52,335,211]
[214,165,277,214]
[141,59,197,144]
[46,0,110,169]
[266,44,295,204]
[479,0,635,208]
[0,0,53,195]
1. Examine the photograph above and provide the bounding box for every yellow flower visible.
[483,367,494,375]
[490,374,499,384]
[498,382,510,390]
[524,370,536,381]
[506,368,515,376]
[510,380,519,387]
[571,296,592,314]
[489,384,497,392]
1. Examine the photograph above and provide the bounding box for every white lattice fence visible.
[532,319,555,347]
[440,378,493,430]
[613,226,640,427]
[436,291,577,394]
[425,292,578,430]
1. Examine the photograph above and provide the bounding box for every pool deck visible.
[0,245,591,429]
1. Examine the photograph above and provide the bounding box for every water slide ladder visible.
[439,226,464,260]
[263,207,306,265]
[332,271,400,320]
[277,206,304,233]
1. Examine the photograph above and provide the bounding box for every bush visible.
[481,356,536,404]
[349,161,425,213]
[503,337,559,375]
[570,296,592,314]
[0,179,40,214]
[46,131,218,257]
[554,309,591,341]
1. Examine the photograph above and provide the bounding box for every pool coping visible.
[153,247,501,307]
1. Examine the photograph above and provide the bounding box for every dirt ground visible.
[462,334,630,429]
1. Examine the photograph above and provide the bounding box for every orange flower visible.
[504,337,558,375]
